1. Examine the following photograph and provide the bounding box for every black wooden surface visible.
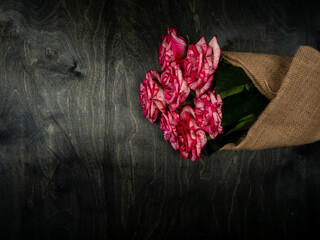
[0,0,319,239]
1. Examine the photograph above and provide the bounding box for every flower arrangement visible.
[140,28,268,161]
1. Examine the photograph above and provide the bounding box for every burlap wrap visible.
[221,46,320,150]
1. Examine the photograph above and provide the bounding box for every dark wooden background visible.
[0,0,319,239]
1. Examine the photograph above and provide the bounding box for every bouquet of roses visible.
[140,28,268,161]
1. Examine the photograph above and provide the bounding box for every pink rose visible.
[182,36,221,97]
[140,70,166,123]
[160,110,180,150]
[159,28,187,71]
[160,61,190,111]
[177,106,207,161]
[194,90,223,139]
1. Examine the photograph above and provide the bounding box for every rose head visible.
[159,28,187,71]
[182,36,221,98]
[160,61,190,111]
[140,70,166,123]
[160,110,180,150]
[194,90,223,139]
[177,106,207,161]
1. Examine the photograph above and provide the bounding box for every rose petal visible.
[208,36,221,70]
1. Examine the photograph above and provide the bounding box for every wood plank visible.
[0,0,319,239]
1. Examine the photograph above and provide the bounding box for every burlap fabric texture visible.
[221,46,320,150]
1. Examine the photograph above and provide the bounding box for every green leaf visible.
[224,113,257,136]
[214,63,251,94]
[221,86,268,126]
[219,84,249,99]
[186,34,190,48]
[238,113,257,122]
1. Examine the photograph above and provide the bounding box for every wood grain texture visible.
[0,0,319,239]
